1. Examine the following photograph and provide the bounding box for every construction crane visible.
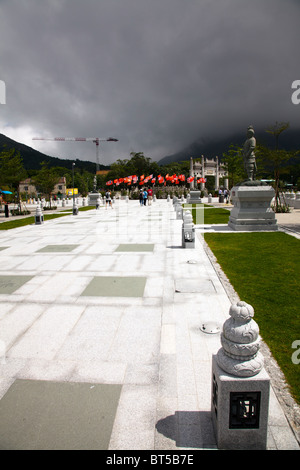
[32,136,118,173]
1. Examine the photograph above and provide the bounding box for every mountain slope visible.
[0,134,108,172]
[158,128,300,166]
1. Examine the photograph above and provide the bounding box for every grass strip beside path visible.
[0,206,95,230]
[184,205,231,224]
[0,213,68,230]
[204,231,300,404]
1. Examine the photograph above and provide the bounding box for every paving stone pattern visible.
[0,200,298,450]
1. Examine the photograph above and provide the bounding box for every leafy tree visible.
[0,148,27,191]
[222,144,245,188]
[74,169,90,196]
[33,161,59,208]
[0,148,27,210]
[129,152,152,175]
[265,121,289,151]
[261,122,299,212]
[161,161,189,178]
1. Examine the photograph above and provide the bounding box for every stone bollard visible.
[211,301,270,450]
[208,193,212,203]
[35,205,44,225]
[182,210,195,248]
[153,195,156,202]
[176,202,183,220]
[73,200,79,215]
[82,197,86,207]
[96,197,101,209]
[167,194,170,202]
[126,195,129,203]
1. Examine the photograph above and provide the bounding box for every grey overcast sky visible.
[0,0,299,165]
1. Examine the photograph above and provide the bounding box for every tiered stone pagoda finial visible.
[216,301,264,377]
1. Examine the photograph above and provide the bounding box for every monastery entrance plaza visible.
[0,198,298,450]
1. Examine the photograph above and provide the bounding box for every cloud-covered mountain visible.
[158,128,300,166]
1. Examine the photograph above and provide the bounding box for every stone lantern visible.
[182,210,195,248]
[211,301,270,449]
[216,301,264,377]
[35,205,44,225]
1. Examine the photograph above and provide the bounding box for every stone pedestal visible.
[211,301,270,450]
[228,184,277,231]
[35,206,44,225]
[88,192,101,206]
[188,190,202,204]
[211,357,270,450]
[175,202,183,220]
[72,203,78,215]
[182,210,195,248]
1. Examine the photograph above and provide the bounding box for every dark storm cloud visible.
[0,0,299,164]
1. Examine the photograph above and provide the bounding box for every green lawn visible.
[184,205,230,224]
[204,231,300,404]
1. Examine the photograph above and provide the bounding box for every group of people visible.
[139,188,153,206]
[218,188,229,203]
[105,187,154,208]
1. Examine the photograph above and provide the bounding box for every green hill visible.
[0,134,109,173]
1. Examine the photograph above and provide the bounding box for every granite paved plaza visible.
[0,199,298,450]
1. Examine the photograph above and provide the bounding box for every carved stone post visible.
[182,210,195,248]
[35,205,44,225]
[211,301,270,449]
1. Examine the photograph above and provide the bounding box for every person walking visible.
[105,190,113,209]
[143,188,148,206]
[139,189,144,206]
[147,187,153,205]
[224,188,229,203]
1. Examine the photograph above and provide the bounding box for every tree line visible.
[1,122,299,212]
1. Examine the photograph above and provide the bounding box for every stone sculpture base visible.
[211,356,270,450]
[228,183,278,231]
[88,192,101,206]
[188,190,202,204]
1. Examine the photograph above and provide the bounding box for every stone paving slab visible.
[0,199,298,450]
[0,379,121,450]
[0,275,34,294]
[80,276,147,297]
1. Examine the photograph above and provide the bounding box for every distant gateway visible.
[189,156,228,190]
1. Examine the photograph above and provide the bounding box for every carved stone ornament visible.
[216,301,264,377]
